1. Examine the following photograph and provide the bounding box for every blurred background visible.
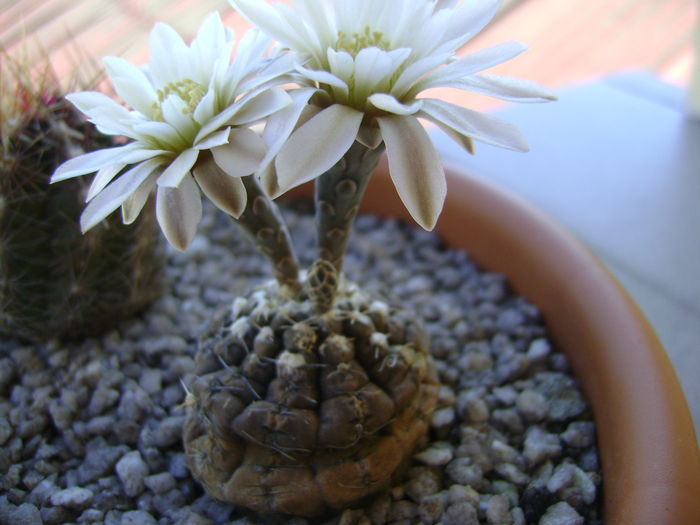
[2,0,699,442]
[0,0,696,102]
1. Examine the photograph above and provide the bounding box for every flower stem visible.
[310,141,384,310]
[236,176,301,294]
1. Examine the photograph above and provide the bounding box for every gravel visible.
[0,200,602,524]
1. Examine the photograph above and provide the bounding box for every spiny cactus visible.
[0,69,164,341]
[183,276,439,517]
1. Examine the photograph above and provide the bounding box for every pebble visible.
[419,492,446,523]
[116,451,149,497]
[516,389,549,422]
[486,494,512,524]
[121,509,158,525]
[524,427,562,466]
[50,486,93,508]
[443,501,478,525]
[561,422,596,448]
[414,442,454,466]
[431,406,456,427]
[539,502,584,525]
[144,472,177,494]
[0,202,600,524]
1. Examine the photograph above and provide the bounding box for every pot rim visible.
[349,160,700,525]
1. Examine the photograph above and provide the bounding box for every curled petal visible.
[274,104,363,197]
[413,41,528,94]
[52,144,152,182]
[376,114,445,230]
[368,93,423,115]
[80,158,163,232]
[122,171,159,224]
[443,74,557,103]
[193,154,248,218]
[156,175,202,251]
[420,98,529,151]
[211,128,267,178]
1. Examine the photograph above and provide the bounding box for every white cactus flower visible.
[51,12,294,250]
[229,0,556,230]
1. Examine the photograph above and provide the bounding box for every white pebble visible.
[116,451,149,497]
[539,502,584,525]
[547,463,575,493]
[431,406,456,428]
[486,494,512,524]
[516,389,549,422]
[50,487,93,508]
[414,442,454,466]
[526,339,551,361]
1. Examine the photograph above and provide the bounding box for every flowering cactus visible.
[50,0,554,518]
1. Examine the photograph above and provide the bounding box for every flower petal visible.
[442,0,502,48]
[148,21,190,86]
[156,174,202,251]
[230,87,292,125]
[368,93,423,115]
[420,98,529,151]
[442,74,557,103]
[194,127,231,150]
[103,56,157,116]
[193,154,248,218]
[274,104,363,197]
[86,163,124,201]
[211,127,267,178]
[66,91,136,135]
[376,114,445,230]
[258,88,316,172]
[295,64,348,90]
[52,144,145,182]
[80,158,163,232]
[413,41,528,94]
[229,0,312,53]
[157,148,200,188]
[122,171,158,224]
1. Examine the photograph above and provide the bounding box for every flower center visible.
[151,79,206,121]
[335,26,391,56]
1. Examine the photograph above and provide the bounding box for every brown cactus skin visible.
[183,278,439,518]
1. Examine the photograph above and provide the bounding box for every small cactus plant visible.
[0,53,163,341]
[184,278,440,516]
[49,0,554,518]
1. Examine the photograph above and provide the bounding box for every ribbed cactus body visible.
[0,99,164,341]
[184,278,439,517]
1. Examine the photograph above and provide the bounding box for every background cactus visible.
[0,56,164,341]
[184,277,439,517]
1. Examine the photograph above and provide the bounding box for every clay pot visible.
[296,159,700,525]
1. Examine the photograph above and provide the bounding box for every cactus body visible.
[184,277,439,517]
[0,98,164,341]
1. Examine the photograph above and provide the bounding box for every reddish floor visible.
[1,0,696,106]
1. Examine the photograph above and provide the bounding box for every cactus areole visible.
[49,0,554,518]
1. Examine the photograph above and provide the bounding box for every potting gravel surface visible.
[0,200,602,525]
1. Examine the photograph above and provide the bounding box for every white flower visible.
[51,12,294,250]
[229,0,555,230]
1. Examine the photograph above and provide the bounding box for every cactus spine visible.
[0,82,164,341]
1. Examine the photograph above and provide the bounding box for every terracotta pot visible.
[295,159,700,525]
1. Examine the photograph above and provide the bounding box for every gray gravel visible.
[0,200,602,524]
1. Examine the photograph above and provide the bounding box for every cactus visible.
[0,60,164,341]
[184,277,439,517]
